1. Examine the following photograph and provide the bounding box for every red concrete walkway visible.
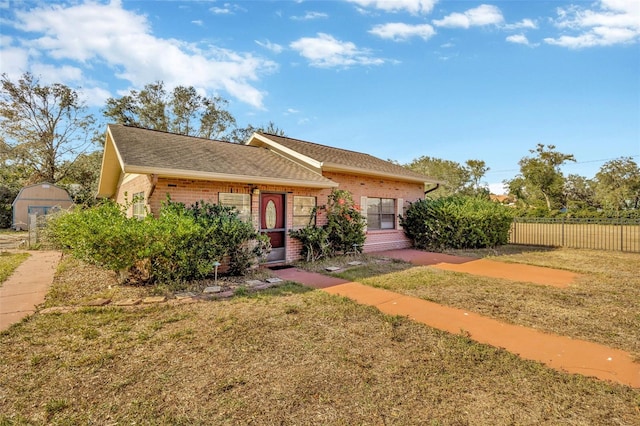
[272,265,640,389]
[0,251,61,332]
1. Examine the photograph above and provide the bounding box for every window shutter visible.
[397,198,404,228]
[360,196,367,232]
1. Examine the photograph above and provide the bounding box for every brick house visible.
[98,124,438,264]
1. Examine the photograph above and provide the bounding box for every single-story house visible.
[12,182,74,230]
[98,124,438,264]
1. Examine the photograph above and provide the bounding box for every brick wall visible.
[115,173,424,264]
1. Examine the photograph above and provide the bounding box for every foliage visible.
[505,144,575,211]
[594,157,640,212]
[46,198,268,283]
[404,155,470,197]
[400,196,514,251]
[289,190,366,261]
[0,72,98,184]
[288,209,330,262]
[325,189,366,255]
[223,121,286,144]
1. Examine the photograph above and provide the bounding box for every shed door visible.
[261,193,286,262]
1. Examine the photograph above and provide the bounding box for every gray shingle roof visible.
[257,133,434,183]
[107,124,335,186]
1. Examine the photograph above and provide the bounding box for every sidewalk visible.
[0,251,61,332]
[272,266,640,389]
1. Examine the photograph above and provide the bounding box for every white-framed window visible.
[367,197,395,230]
[293,196,316,228]
[219,193,251,221]
[132,192,146,219]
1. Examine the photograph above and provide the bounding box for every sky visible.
[1,0,639,194]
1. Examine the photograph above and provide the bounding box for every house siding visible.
[114,170,423,263]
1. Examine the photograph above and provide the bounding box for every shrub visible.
[400,196,514,251]
[325,189,366,255]
[46,198,268,283]
[289,189,366,261]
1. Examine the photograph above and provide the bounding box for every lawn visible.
[328,246,640,358]
[0,252,30,286]
[0,249,639,424]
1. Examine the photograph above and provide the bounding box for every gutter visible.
[424,183,440,195]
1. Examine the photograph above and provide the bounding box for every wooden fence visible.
[510,217,640,253]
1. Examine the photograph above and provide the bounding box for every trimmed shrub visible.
[46,198,269,283]
[400,196,514,251]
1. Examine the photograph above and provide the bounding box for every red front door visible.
[261,193,286,262]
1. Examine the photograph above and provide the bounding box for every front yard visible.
[0,247,638,424]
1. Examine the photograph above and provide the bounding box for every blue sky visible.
[1,0,638,193]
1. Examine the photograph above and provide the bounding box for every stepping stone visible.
[252,283,272,290]
[40,306,78,314]
[142,296,166,304]
[245,280,263,287]
[325,266,341,272]
[175,292,196,299]
[114,298,142,306]
[265,277,283,284]
[347,261,363,266]
[203,286,222,293]
[85,298,111,306]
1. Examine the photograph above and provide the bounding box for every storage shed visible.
[12,183,73,230]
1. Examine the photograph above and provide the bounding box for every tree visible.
[0,72,97,184]
[464,159,490,197]
[223,121,286,144]
[507,144,575,211]
[103,81,237,140]
[594,157,640,211]
[564,174,597,212]
[404,156,470,197]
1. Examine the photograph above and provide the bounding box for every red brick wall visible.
[115,173,424,263]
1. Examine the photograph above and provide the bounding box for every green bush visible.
[46,198,268,283]
[400,196,514,251]
[289,189,366,261]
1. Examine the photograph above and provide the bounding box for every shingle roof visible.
[255,133,435,183]
[106,124,336,187]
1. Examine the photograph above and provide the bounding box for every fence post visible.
[620,219,624,252]
[561,216,565,247]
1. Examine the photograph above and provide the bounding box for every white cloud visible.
[291,11,328,21]
[506,34,536,46]
[285,108,299,114]
[504,18,538,30]
[346,0,438,15]
[545,0,640,48]
[433,4,504,29]
[255,39,284,54]
[369,22,436,41]
[191,20,203,26]
[290,33,384,68]
[8,1,276,108]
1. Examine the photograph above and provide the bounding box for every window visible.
[293,196,316,227]
[219,193,251,221]
[132,192,145,219]
[367,198,395,230]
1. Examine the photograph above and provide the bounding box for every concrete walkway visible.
[0,251,61,332]
[272,264,640,389]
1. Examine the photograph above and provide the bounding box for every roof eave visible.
[124,166,339,189]
[96,127,125,198]
[322,163,437,185]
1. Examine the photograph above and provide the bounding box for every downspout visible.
[424,183,440,195]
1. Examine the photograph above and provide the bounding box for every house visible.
[98,124,438,264]
[12,182,74,230]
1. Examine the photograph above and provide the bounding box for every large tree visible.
[594,157,640,211]
[507,144,575,211]
[464,159,490,197]
[564,174,598,211]
[0,72,97,184]
[103,81,237,140]
[404,156,470,197]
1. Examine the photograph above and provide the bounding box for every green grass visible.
[331,246,640,357]
[0,252,30,286]
[0,250,638,424]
